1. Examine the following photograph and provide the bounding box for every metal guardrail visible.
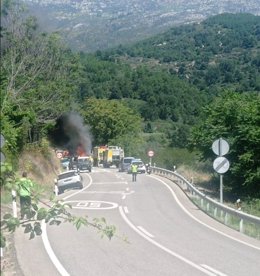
[152,167,260,240]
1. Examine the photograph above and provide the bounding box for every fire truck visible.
[102,146,124,168]
[93,145,108,166]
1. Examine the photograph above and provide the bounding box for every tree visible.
[0,0,78,157]
[189,91,260,196]
[80,98,143,153]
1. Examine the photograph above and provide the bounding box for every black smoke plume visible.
[48,112,92,156]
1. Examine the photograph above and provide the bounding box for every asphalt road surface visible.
[15,167,260,276]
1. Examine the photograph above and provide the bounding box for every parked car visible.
[55,170,83,194]
[119,157,135,172]
[127,159,146,174]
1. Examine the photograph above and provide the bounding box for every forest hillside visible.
[1,2,259,201]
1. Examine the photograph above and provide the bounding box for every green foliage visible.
[0,162,15,189]
[104,13,260,94]
[0,231,6,248]
[1,1,79,159]
[153,147,199,170]
[1,197,116,247]
[189,91,260,196]
[81,98,143,148]
[92,218,116,240]
[0,162,117,248]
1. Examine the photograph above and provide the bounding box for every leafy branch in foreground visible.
[1,159,117,244]
[1,199,117,242]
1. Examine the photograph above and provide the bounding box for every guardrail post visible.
[200,198,204,208]
[224,212,228,225]
[214,207,217,217]
[239,219,244,233]
[154,166,260,240]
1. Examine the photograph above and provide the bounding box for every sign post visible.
[212,138,230,204]
[213,156,230,203]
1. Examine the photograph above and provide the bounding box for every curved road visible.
[15,167,260,276]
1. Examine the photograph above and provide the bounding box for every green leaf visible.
[29,231,35,240]
[34,223,42,235]
[3,214,12,220]
[0,232,6,248]
[36,208,48,220]
[31,203,38,211]
[23,223,33,233]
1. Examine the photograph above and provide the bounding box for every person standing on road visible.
[16,172,34,219]
[131,163,138,182]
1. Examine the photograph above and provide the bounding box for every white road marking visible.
[66,200,118,210]
[119,206,216,276]
[80,190,135,200]
[41,174,94,276]
[123,206,129,214]
[81,190,125,194]
[201,264,228,276]
[42,222,70,276]
[137,226,155,238]
[123,188,132,199]
[93,181,128,185]
[76,201,101,208]
[150,175,260,251]
[77,201,90,207]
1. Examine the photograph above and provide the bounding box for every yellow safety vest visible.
[131,164,138,173]
[17,177,33,197]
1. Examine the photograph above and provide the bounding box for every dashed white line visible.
[123,206,129,214]
[119,206,216,276]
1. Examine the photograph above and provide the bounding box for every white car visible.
[55,170,83,194]
[127,159,146,174]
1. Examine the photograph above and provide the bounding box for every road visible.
[15,167,260,276]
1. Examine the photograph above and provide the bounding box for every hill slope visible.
[22,0,260,52]
[103,13,260,94]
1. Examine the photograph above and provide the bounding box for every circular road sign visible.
[56,152,63,159]
[213,156,230,174]
[148,150,154,157]
[212,138,229,156]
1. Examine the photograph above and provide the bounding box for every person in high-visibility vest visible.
[16,172,34,219]
[131,163,138,182]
